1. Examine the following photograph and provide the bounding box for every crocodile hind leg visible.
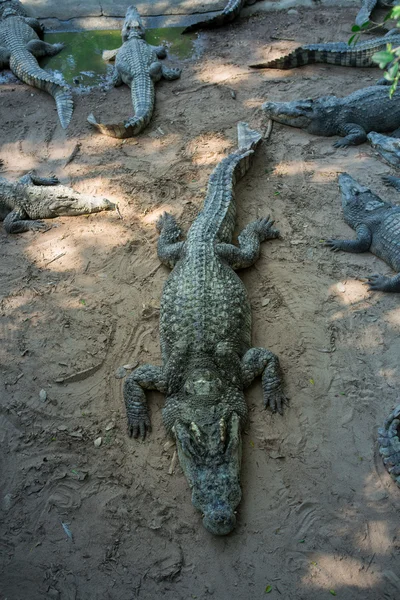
[334,123,368,147]
[241,348,287,414]
[156,212,185,268]
[216,217,280,269]
[26,40,65,58]
[24,17,44,39]
[3,207,48,234]
[124,365,167,439]
[378,404,400,487]
[111,67,123,87]
[161,65,182,81]
[0,47,10,69]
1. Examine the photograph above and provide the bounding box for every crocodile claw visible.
[325,239,341,252]
[333,139,350,149]
[265,390,288,415]
[128,412,152,440]
[364,274,390,291]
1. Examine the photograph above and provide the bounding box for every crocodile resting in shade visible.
[123,122,286,535]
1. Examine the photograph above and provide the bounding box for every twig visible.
[116,204,123,220]
[45,252,66,266]
[63,143,81,168]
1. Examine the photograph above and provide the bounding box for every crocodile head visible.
[338,173,388,227]
[172,412,242,536]
[122,5,145,41]
[261,98,316,129]
[367,132,400,168]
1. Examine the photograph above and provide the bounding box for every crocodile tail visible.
[9,50,73,128]
[250,43,376,69]
[87,74,154,139]
[182,0,245,33]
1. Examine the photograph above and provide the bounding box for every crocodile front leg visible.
[325,224,372,252]
[4,208,48,234]
[334,123,368,148]
[111,66,123,87]
[124,365,167,439]
[24,17,44,38]
[156,212,185,268]
[241,348,286,414]
[26,40,64,58]
[382,175,400,191]
[366,272,400,292]
[216,216,279,269]
[0,47,10,69]
[161,65,182,81]
[19,174,59,186]
[150,45,167,59]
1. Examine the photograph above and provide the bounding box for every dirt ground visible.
[1,6,400,600]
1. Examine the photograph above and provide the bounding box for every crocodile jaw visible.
[261,99,313,129]
[173,413,242,536]
[368,131,400,168]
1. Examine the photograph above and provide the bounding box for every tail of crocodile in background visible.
[249,35,400,69]
[87,73,154,139]
[11,49,73,128]
[182,0,246,34]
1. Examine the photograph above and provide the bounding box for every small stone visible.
[94,437,102,448]
[261,298,271,307]
[288,8,298,14]
[123,362,137,370]
[115,367,127,379]
[39,389,47,402]
[105,421,115,431]
[336,282,346,293]
[57,425,68,431]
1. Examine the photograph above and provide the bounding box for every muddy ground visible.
[1,6,400,600]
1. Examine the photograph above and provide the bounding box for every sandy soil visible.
[1,7,400,600]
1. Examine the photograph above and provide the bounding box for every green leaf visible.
[361,21,370,29]
[329,590,336,596]
[372,51,395,68]
[391,6,400,19]
[265,585,272,593]
[79,298,86,305]
[298,539,305,543]
[348,33,360,46]
[388,63,399,79]
[309,379,315,385]
[351,24,361,32]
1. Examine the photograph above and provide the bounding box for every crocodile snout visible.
[202,503,237,536]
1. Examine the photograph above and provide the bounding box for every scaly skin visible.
[355,0,394,27]
[368,131,400,168]
[123,122,286,535]
[0,2,73,128]
[0,173,115,233]
[378,404,400,488]
[262,85,400,147]
[250,30,400,69]
[87,6,181,139]
[326,173,400,292]
[182,0,262,34]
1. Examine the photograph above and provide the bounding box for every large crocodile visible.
[355,0,395,27]
[0,0,73,128]
[123,122,286,535]
[87,6,181,139]
[326,173,400,292]
[182,0,262,34]
[378,403,400,488]
[261,85,400,147]
[0,173,115,233]
[249,30,400,70]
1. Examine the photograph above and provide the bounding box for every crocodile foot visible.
[365,274,392,291]
[126,401,152,440]
[265,388,288,415]
[378,404,400,488]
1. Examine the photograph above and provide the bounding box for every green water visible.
[42,28,195,87]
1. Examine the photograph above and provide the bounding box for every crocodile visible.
[249,30,400,70]
[378,403,400,488]
[355,0,395,27]
[87,6,181,139]
[261,85,400,148]
[0,173,115,233]
[0,1,73,128]
[326,173,400,292]
[182,0,262,34]
[368,131,400,168]
[123,122,286,535]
